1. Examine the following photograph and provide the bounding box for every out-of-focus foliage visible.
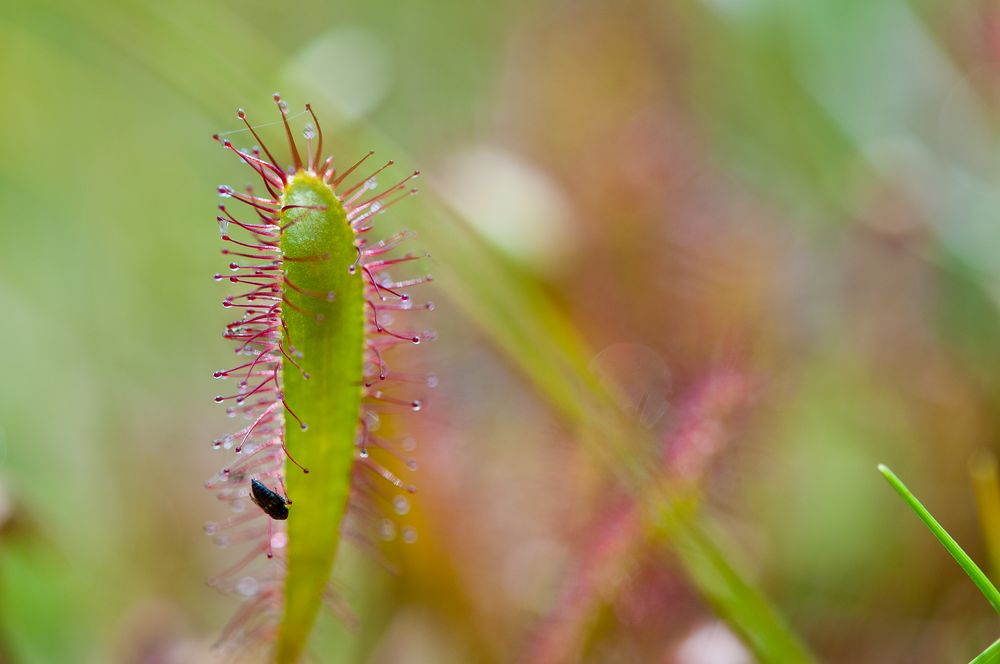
[2,0,1000,662]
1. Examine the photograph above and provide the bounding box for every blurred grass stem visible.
[970,451,1000,584]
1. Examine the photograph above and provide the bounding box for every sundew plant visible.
[9,3,1000,663]
[204,96,429,662]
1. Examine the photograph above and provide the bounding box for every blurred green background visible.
[3,0,1000,662]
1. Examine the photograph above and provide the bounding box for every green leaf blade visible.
[276,173,365,663]
[972,636,1000,664]
[878,464,1000,616]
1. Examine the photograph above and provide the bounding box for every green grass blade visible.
[878,464,1000,616]
[972,636,1000,664]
